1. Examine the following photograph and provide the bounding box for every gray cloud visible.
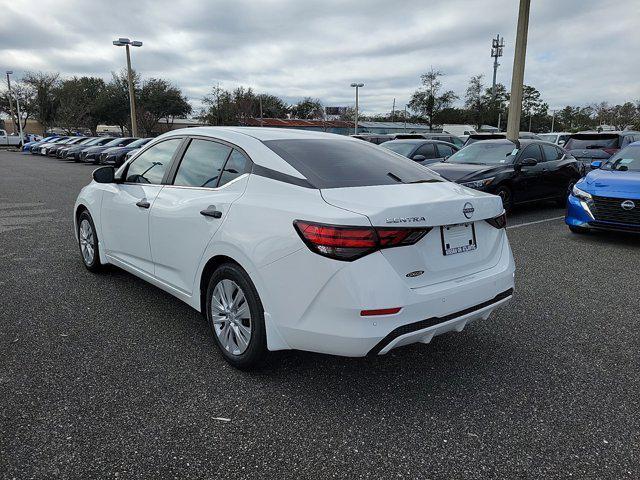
[1,0,638,114]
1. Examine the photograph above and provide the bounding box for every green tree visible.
[520,85,549,132]
[22,71,59,133]
[199,85,237,126]
[95,71,133,135]
[291,97,324,119]
[54,76,106,134]
[256,93,289,118]
[0,82,37,133]
[137,78,192,135]
[408,67,457,129]
[464,74,487,129]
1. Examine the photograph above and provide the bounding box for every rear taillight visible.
[294,220,430,261]
[485,212,507,229]
[602,148,619,156]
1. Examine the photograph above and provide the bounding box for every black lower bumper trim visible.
[588,221,640,233]
[366,288,514,356]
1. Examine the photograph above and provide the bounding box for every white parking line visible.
[507,216,565,230]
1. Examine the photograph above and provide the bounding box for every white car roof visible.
[151,127,357,179]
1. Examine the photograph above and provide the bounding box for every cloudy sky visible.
[1,0,638,115]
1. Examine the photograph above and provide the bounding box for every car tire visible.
[77,211,102,272]
[569,225,589,234]
[494,186,514,213]
[205,263,268,370]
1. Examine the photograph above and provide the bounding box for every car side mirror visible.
[93,166,115,183]
[517,157,538,169]
[590,160,603,169]
[412,154,426,161]
[558,140,565,146]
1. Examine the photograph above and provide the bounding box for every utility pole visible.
[113,38,142,137]
[5,71,17,134]
[551,109,556,132]
[391,98,396,123]
[490,34,505,100]
[350,83,364,135]
[15,94,24,144]
[404,105,408,131]
[259,95,264,127]
[506,0,531,142]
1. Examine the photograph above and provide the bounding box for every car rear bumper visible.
[259,230,515,357]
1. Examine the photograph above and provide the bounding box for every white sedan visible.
[74,127,515,369]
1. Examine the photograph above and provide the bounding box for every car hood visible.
[426,162,509,183]
[581,169,640,198]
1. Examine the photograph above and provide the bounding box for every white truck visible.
[0,129,24,147]
[442,124,478,140]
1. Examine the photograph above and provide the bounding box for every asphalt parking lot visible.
[1,149,639,479]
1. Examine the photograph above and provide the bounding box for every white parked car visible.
[0,129,24,147]
[74,127,515,368]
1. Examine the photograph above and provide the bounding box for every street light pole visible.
[506,0,531,142]
[350,82,364,135]
[15,94,24,144]
[5,71,17,134]
[113,38,143,137]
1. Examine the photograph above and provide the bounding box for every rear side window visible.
[542,144,562,161]
[436,144,455,157]
[173,139,231,188]
[414,143,436,159]
[263,139,442,188]
[219,149,250,187]
[126,138,182,184]
[564,135,619,150]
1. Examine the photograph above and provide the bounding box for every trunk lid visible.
[321,182,506,288]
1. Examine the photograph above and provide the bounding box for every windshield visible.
[80,138,101,146]
[381,142,418,157]
[264,139,442,188]
[127,138,151,148]
[604,146,640,172]
[446,142,517,165]
[565,135,619,150]
[539,134,557,143]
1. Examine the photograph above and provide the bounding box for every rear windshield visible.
[539,134,558,143]
[565,135,619,150]
[263,139,442,189]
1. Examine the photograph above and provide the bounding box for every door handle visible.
[200,205,222,219]
[136,199,151,209]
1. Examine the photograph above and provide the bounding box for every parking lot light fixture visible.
[113,37,143,137]
[350,83,364,135]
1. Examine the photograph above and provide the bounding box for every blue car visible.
[22,135,57,152]
[566,141,640,234]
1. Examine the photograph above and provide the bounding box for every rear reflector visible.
[361,307,402,316]
[294,220,431,261]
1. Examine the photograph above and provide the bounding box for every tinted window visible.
[447,142,517,165]
[621,135,635,147]
[264,139,442,188]
[542,144,562,161]
[564,135,619,150]
[521,145,544,162]
[414,143,436,159]
[126,138,182,184]
[382,141,419,157]
[174,139,231,188]
[604,146,640,171]
[219,149,250,186]
[436,144,455,157]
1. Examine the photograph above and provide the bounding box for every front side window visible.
[126,138,182,184]
[414,143,437,159]
[173,139,231,188]
[521,145,544,162]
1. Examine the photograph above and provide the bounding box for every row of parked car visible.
[353,129,640,218]
[24,135,152,166]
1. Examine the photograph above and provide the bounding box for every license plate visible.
[440,223,477,256]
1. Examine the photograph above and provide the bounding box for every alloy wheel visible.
[79,219,95,265]
[210,279,252,355]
